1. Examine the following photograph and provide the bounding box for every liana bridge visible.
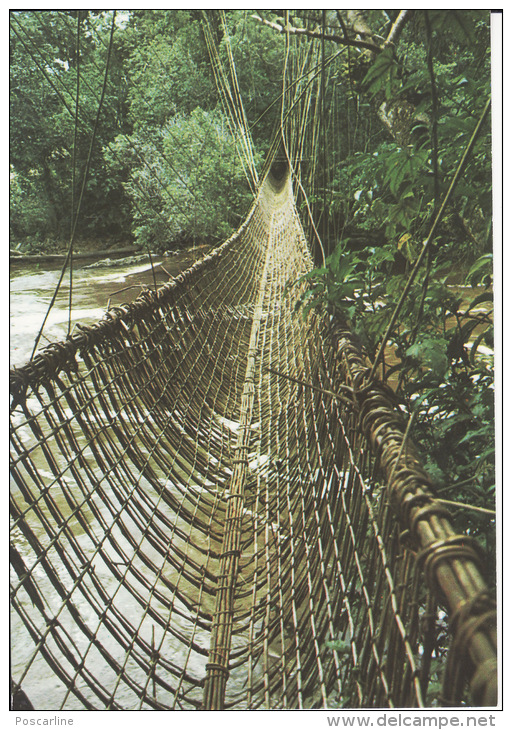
[10,170,496,711]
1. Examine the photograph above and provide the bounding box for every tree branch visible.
[346,10,377,41]
[251,14,383,55]
[385,10,412,47]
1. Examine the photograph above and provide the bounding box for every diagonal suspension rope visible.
[67,9,82,338]
[202,11,259,192]
[278,12,326,267]
[28,11,117,362]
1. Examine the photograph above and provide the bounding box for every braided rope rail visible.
[10,172,496,710]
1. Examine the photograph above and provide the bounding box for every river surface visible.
[10,249,204,368]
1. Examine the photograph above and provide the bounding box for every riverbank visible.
[10,236,215,264]
[9,246,139,264]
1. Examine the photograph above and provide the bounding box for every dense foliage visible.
[287,10,495,584]
[10,11,131,245]
[10,9,494,580]
[9,9,282,250]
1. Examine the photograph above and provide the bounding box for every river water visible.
[10,249,203,368]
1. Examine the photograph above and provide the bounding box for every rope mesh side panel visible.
[206,180,427,709]
[10,195,267,710]
[10,174,496,710]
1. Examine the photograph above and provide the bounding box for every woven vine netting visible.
[10,174,496,711]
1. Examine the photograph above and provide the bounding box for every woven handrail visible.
[329,324,497,706]
[10,172,496,710]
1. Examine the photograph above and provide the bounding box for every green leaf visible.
[363,47,400,99]
[466,254,493,287]
[406,338,448,378]
[458,425,493,446]
[466,291,493,312]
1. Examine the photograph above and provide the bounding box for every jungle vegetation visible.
[10,9,495,590]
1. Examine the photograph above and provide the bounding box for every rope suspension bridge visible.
[10,10,496,712]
